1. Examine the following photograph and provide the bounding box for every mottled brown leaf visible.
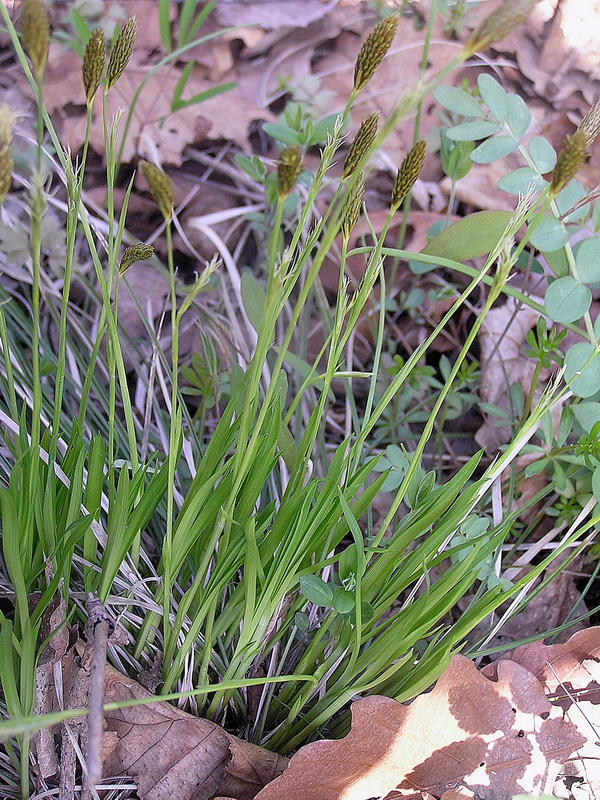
[254,654,584,800]
[103,666,286,800]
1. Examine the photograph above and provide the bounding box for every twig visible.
[85,595,113,794]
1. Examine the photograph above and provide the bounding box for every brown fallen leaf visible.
[485,627,600,797]
[214,0,339,30]
[475,296,549,451]
[102,665,287,800]
[254,653,584,800]
[38,34,274,165]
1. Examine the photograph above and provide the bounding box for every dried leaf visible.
[486,627,600,796]
[255,654,584,800]
[102,666,287,800]
[475,296,547,450]
[214,0,339,30]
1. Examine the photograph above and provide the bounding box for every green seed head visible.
[82,28,106,105]
[391,139,426,211]
[342,172,365,242]
[579,102,600,147]
[20,0,50,80]
[119,242,154,275]
[140,160,174,221]
[550,129,588,196]
[343,113,379,180]
[106,17,136,91]
[465,0,539,54]
[354,14,399,92]
[277,146,303,197]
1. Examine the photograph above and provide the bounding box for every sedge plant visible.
[0,1,599,795]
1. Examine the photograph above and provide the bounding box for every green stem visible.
[389,0,438,285]
[52,107,93,439]
[163,219,178,656]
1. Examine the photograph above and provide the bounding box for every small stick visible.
[85,595,113,793]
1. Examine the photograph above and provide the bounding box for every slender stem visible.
[163,219,178,656]
[389,0,438,286]
[52,108,93,440]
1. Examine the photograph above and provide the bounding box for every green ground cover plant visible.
[0,0,599,796]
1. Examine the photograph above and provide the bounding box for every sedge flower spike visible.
[277,146,303,197]
[82,28,106,105]
[343,113,379,180]
[354,14,399,92]
[119,242,154,275]
[391,139,426,211]
[106,17,136,91]
[20,0,50,80]
[580,102,600,147]
[0,105,16,205]
[550,101,600,195]
[342,173,365,242]
[140,161,174,221]
[464,0,539,54]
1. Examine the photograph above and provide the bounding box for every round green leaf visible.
[506,94,532,137]
[477,74,509,123]
[339,544,363,581]
[575,238,600,284]
[294,611,309,631]
[433,86,484,118]
[348,601,375,626]
[409,258,434,274]
[564,342,600,398]
[543,247,569,278]
[498,167,547,196]
[299,574,333,606]
[529,216,570,252]
[471,136,518,164]
[527,136,556,174]
[385,444,407,469]
[446,121,500,141]
[261,122,302,146]
[555,179,588,221]
[545,276,591,323]
[572,402,600,433]
[332,587,355,614]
